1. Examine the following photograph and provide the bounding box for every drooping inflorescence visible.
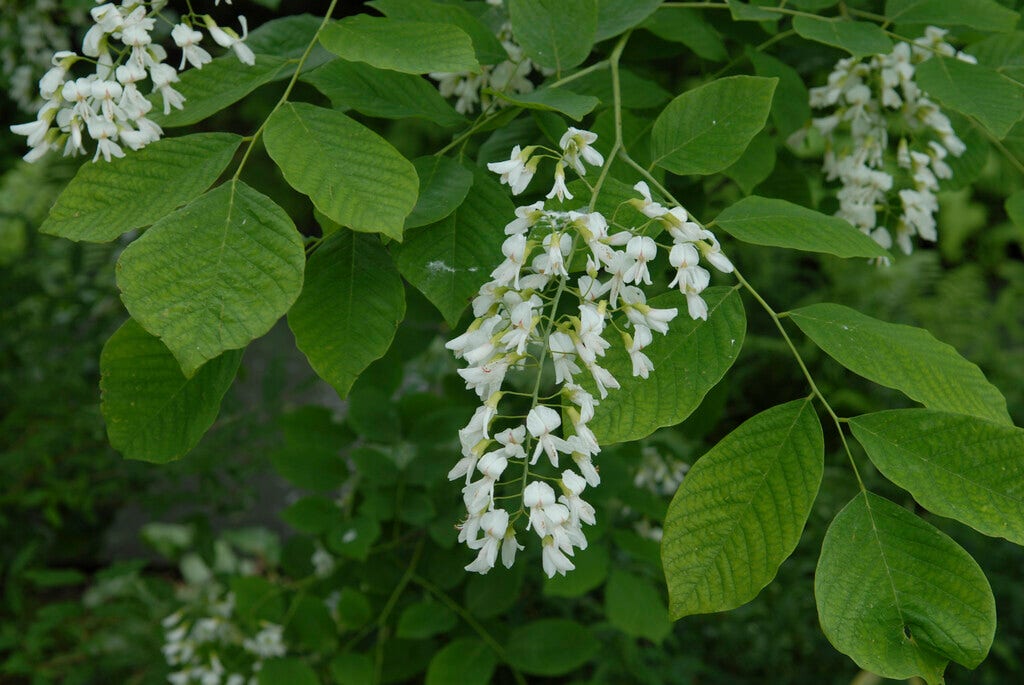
[446,128,733,577]
[807,26,973,257]
[9,1,255,163]
[428,0,549,115]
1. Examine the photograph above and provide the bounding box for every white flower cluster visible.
[162,594,287,685]
[1,0,87,112]
[808,27,972,256]
[10,0,255,163]
[429,0,546,114]
[447,128,732,578]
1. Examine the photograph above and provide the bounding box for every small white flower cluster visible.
[162,593,287,685]
[429,1,546,114]
[447,128,732,578]
[808,27,972,256]
[1,0,87,112]
[10,0,255,163]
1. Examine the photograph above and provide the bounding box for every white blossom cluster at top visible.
[162,593,286,685]
[807,27,974,257]
[1,0,87,112]
[429,0,549,114]
[9,0,255,163]
[447,128,733,578]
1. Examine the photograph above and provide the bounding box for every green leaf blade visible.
[506,619,599,676]
[320,16,479,74]
[117,180,305,376]
[41,133,242,242]
[264,102,419,240]
[788,303,1012,425]
[916,57,1024,140]
[509,0,598,72]
[651,76,778,176]
[149,55,290,128]
[406,156,474,230]
[288,232,405,399]
[301,59,464,128]
[605,570,672,642]
[713,196,891,259]
[100,319,241,463]
[425,638,496,685]
[792,16,893,58]
[394,165,513,326]
[816,492,996,682]
[662,399,824,617]
[492,86,600,121]
[884,0,1020,33]
[851,409,1024,546]
[591,287,746,445]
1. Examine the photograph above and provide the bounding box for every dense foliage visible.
[2,1,1024,684]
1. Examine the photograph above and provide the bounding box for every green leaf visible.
[1007,190,1024,230]
[792,16,893,58]
[713,196,890,258]
[595,0,664,42]
[233,576,286,625]
[662,399,823,617]
[726,0,781,21]
[916,57,1024,140]
[562,67,671,110]
[605,570,672,643]
[543,543,610,598]
[41,133,241,242]
[788,303,1012,425]
[750,50,810,138]
[257,658,319,685]
[99,319,241,463]
[816,492,996,682]
[281,496,340,535]
[723,132,776,195]
[651,76,778,176]
[117,180,304,376]
[406,157,474,230]
[288,231,405,399]
[264,103,417,241]
[492,86,600,121]
[325,517,381,561]
[396,601,457,639]
[394,165,513,326]
[591,287,746,445]
[271,407,349,491]
[369,0,507,64]
[850,409,1024,546]
[330,653,373,685]
[884,0,1019,32]
[150,54,290,128]
[302,59,464,128]
[320,15,479,74]
[425,638,496,685]
[510,0,598,72]
[507,619,600,676]
[970,32,1024,85]
[641,8,728,62]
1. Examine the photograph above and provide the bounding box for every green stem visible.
[231,0,339,181]
[411,573,527,685]
[732,268,866,491]
[372,538,425,685]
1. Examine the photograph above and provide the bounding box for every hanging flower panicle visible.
[10,1,255,163]
[448,128,732,577]
[428,0,551,114]
[805,26,973,258]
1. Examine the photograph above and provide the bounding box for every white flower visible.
[150,63,185,115]
[505,201,545,235]
[526,405,570,467]
[627,326,655,379]
[623,235,657,285]
[205,16,255,66]
[523,480,557,533]
[632,181,669,218]
[541,537,576,577]
[487,145,537,195]
[560,470,596,527]
[172,24,213,70]
[465,508,509,573]
[559,127,603,175]
[546,161,573,202]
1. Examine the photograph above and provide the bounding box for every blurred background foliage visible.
[2,1,1023,684]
